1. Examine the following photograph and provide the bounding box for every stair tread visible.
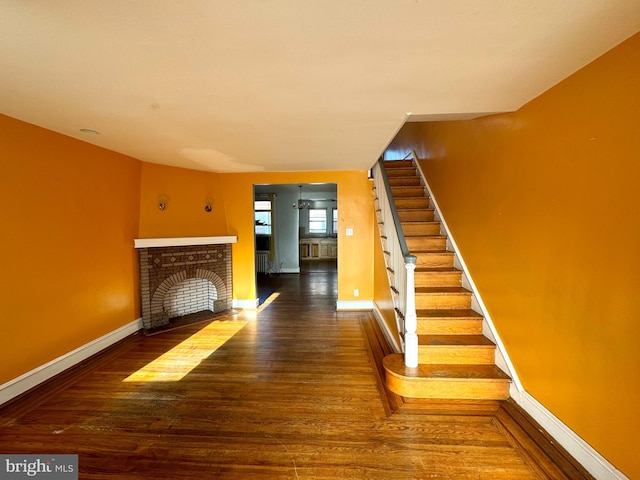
[386,171,417,177]
[413,248,451,252]
[401,221,440,225]
[417,335,495,347]
[413,250,453,254]
[414,267,460,273]
[405,234,447,239]
[390,180,422,186]
[392,191,424,196]
[415,287,471,295]
[398,211,435,220]
[384,354,510,380]
[397,204,431,209]
[384,160,414,167]
[416,309,483,319]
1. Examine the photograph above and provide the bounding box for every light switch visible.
[346,228,354,236]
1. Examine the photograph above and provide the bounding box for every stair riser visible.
[418,347,495,365]
[406,237,447,251]
[385,168,416,177]
[402,223,441,236]
[415,254,454,268]
[385,160,414,168]
[414,272,462,287]
[385,373,511,400]
[415,294,471,309]
[399,210,435,222]
[391,187,426,197]
[389,177,421,187]
[416,319,484,335]
[395,198,431,209]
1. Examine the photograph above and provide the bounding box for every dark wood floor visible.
[0,262,579,479]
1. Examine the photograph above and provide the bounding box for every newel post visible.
[404,256,418,368]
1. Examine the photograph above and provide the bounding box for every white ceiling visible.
[1,1,639,173]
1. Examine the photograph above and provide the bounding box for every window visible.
[332,208,338,234]
[308,209,327,234]
[254,200,272,235]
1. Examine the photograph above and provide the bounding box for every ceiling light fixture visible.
[294,185,312,209]
[79,128,100,135]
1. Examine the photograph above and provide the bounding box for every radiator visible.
[256,252,270,273]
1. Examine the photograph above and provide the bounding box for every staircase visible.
[379,160,511,401]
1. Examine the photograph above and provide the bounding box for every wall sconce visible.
[204,198,212,213]
[158,194,168,210]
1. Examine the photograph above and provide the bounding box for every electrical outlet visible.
[354,289,359,297]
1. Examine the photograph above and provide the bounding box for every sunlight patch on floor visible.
[123,319,248,382]
[258,292,280,312]
[242,292,281,320]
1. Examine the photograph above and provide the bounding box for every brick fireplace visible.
[135,236,237,331]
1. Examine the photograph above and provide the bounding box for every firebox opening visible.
[137,242,234,333]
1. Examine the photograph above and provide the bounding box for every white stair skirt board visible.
[336,300,374,311]
[510,388,629,480]
[0,318,142,407]
[372,304,402,353]
[232,298,259,310]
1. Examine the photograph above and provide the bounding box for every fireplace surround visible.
[135,236,237,331]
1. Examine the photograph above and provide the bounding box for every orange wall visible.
[0,114,141,385]
[386,33,640,478]
[139,165,375,303]
[138,163,229,238]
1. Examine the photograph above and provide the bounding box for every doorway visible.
[253,183,337,305]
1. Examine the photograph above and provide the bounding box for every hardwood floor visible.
[0,265,580,479]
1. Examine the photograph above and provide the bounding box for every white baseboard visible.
[372,304,402,353]
[336,300,374,311]
[232,298,259,310]
[0,318,142,407]
[511,388,628,480]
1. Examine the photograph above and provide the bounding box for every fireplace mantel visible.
[134,236,237,249]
